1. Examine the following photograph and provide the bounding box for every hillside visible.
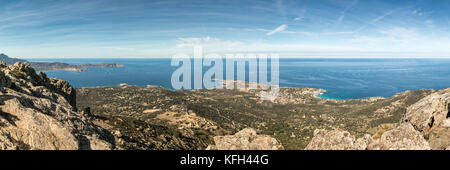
[76,82,449,150]
[0,53,27,65]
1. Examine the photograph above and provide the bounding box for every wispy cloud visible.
[379,27,419,40]
[336,0,359,24]
[102,46,136,51]
[294,17,303,21]
[349,27,420,43]
[1,0,449,58]
[176,37,243,49]
[353,10,395,33]
[275,0,285,15]
[266,24,288,36]
[412,9,423,16]
[175,36,363,53]
[280,30,315,36]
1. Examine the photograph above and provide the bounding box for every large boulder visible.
[367,123,430,150]
[305,89,450,150]
[305,129,371,150]
[206,128,284,150]
[0,62,114,150]
[306,123,430,150]
[401,89,450,149]
[402,89,450,135]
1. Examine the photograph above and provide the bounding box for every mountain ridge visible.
[0,53,125,72]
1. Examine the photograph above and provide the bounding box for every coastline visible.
[77,82,436,102]
[32,62,126,72]
[315,91,386,101]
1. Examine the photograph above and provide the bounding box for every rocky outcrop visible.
[0,62,114,150]
[306,89,450,150]
[206,128,284,150]
[305,129,371,150]
[306,123,430,150]
[401,89,450,149]
[402,90,450,133]
[367,123,430,150]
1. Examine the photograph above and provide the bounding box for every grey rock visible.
[305,129,370,150]
[402,89,450,135]
[368,123,430,150]
[306,124,430,150]
[207,128,284,150]
[402,89,450,149]
[0,62,114,150]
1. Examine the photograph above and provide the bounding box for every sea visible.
[26,58,450,100]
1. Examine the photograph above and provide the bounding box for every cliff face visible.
[0,62,114,150]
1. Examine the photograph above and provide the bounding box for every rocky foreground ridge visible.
[306,89,450,150]
[0,62,114,150]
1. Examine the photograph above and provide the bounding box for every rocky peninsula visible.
[0,53,125,72]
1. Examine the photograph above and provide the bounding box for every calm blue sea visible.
[27,58,450,100]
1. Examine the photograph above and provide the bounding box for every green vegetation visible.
[77,85,433,150]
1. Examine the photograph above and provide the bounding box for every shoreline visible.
[315,92,385,101]
[74,82,444,102]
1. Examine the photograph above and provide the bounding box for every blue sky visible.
[0,0,449,58]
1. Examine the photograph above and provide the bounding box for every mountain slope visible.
[0,53,27,65]
[76,83,436,150]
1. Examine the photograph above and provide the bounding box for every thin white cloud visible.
[102,46,136,51]
[294,17,303,21]
[379,27,419,40]
[349,27,420,44]
[175,36,364,54]
[425,20,435,28]
[354,10,394,32]
[275,0,285,15]
[336,0,359,24]
[337,14,345,24]
[229,26,350,36]
[348,36,390,43]
[266,24,288,36]
[176,36,243,49]
[281,30,315,36]
[412,9,423,16]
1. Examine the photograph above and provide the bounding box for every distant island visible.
[0,53,125,72]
